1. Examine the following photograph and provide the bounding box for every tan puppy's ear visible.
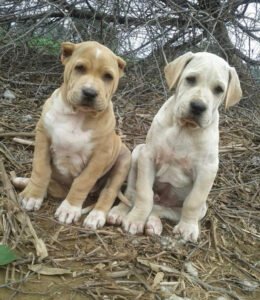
[225,67,242,109]
[117,56,126,77]
[164,52,194,90]
[61,42,76,65]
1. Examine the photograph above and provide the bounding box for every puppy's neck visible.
[52,87,116,135]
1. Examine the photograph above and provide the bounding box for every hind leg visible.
[48,179,68,199]
[145,204,182,236]
[12,176,67,210]
[12,177,43,210]
[16,126,52,211]
[144,201,207,237]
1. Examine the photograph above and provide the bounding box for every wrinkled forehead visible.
[183,53,230,82]
[72,43,118,70]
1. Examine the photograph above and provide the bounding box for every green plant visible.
[28,37,60,55]
[0,245,17,265]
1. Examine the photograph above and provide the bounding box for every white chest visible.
[155,146,193,188]
[152,127,196,188]
[44,99,94,178]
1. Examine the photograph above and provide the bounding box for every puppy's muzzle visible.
[189,100,207,116]
[180,100,207,128]
[81,87,98,107]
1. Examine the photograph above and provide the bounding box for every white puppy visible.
[107,52,242,242]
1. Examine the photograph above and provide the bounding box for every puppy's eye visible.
[186,76,196,85]
[103,73,113,82]
[75,64,86,73]
[214,85,224,94]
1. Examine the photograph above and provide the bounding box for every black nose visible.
[81,88,98,105]
[190,100,207,115]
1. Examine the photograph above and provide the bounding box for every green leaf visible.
[0,245,17,265]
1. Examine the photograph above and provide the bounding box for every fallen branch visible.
[137,258,241,300]
[0,132,35,138]
[0,160,48,260]
[0,142,22,169]
[13,138,35,146]
[219,144,259,153]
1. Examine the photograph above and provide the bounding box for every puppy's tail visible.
[117,191,132,207]
[81,191,131,215]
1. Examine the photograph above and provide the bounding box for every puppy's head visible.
[164,52,242,128]
[60,41,126,112]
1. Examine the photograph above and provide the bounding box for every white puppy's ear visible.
[117,56,126,77]
[225,67,242,109]
[61,42,76,65]
[164,52,194,90]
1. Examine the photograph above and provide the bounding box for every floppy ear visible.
[117,56,126,77]
[164,52,194,90]
[225,67,242,109]
[61,42,76,65]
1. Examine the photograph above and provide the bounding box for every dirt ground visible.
[0,55,259,300]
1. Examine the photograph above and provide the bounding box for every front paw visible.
[55,199,82,224]
[83,209,106,230]
[122,211,146,235]
[173,220,199,242]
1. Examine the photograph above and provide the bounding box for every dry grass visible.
[0,53,259,300]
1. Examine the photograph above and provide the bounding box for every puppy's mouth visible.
[77,103,107,114]
[179,117,200,129]
[78,105,97,112]
[76,98,106,112]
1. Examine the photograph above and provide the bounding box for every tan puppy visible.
[13,41,131,229]
[108,52,242,241]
